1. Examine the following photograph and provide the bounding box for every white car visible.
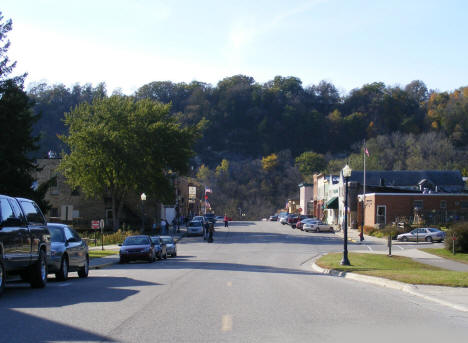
[308,220,335,233]
[187,220,204,236]
[302,220,321,232]
[279,216,288,225]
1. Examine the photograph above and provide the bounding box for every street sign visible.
[99,219,105,230]
[91,220,99,229]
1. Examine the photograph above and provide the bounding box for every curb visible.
[89,233,186,270]
[311,260,468,313]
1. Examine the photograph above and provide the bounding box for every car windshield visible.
[124,236,149,246]
[150,237,160,244]
[48,226,66,243]
[190,221,202,227]
[193,216,203,221]
[162,238,173,244]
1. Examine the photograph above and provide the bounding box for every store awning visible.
[325,196,338,209]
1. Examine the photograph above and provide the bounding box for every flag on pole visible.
[365,147,370,157]
[205,187,212,193]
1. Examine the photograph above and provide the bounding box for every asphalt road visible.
[1,221,468,343]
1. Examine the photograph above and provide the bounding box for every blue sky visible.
[2,0,467,94]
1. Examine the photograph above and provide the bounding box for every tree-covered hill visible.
[30,76,468,166]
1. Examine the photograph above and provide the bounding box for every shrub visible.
[444,223,468,253]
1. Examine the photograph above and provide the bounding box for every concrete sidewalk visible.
[88,228,186,270]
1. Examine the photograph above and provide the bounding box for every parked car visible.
[309,220,335,233]
[279,216,289,225]
[150,236,167,259]
[287,214,299,227]
[215,216,224,222]
[296,217,316,230]
[187,220,204,236]
[119,235,155,263]
[47,223,89,280]
[302,219,323,232]
[192,216,208,225]
[0,195,51,296]
[397,228,445,243]
[269,215,278,221]
[160,236,177,257]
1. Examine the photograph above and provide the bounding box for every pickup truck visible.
[0,194,50,296]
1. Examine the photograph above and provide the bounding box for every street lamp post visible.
[140,193,146,232]
[341,164,352,266]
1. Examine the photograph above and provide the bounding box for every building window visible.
[376,205,386,225]
[461,201,468,209]
[413,200,423,209]
[440,200,447,209]
[50,208,59,217]
[71,187,80,196]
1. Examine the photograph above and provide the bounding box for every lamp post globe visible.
[341,165,351,266]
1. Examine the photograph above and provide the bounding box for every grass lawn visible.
[316,252,468,287]
[89,250,119,259]
[420,248,468,265]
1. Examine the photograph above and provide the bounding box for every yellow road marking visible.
[222,314,233,332]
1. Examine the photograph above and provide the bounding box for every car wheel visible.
[119,257,127,264]
[425,236,433,243]
[56,255,69,281]
[30,250,47,288]
[0,257,5,297]
[78,256,89,278]
[402,236,408,242]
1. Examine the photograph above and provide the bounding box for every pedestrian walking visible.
[208,222,214,243]
[160,218,167,235]
[224,214,229,228]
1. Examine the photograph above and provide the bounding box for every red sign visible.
[205,195,208,200]
[91,220,99,229]
[298,208,303,212]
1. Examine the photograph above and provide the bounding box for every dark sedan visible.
[119,235,155,263]
[47,223,89,281]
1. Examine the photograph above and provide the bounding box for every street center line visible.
[222,314,233,332]
[366,245,373,251]
[57,282,71,287]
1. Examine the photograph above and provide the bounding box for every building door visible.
[376,205,386,225]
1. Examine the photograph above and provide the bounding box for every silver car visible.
[397,228,445,243]
[187,220,204,236]
[47,223,89,280]
[160,236,177,257]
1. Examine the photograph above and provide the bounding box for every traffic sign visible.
[99,219,105,230]
[91,220,99,229]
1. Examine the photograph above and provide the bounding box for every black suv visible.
[0,194,50,296]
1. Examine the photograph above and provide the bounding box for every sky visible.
[2,0,468,95]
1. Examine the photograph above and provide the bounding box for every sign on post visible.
[91,220,99,229]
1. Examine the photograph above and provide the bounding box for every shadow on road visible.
[0,309,115,342]
[3,276,161,308]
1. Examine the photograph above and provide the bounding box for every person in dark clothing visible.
[208,222,214,243]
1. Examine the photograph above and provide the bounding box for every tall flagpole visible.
[361,139,366,241]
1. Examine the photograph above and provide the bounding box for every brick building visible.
[357,193,468,228]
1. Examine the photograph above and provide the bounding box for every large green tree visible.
[59,95,201,230]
